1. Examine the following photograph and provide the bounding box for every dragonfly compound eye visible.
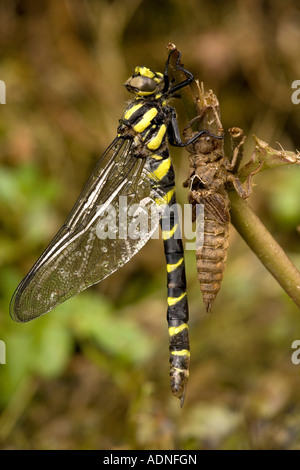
[125,75,157,94]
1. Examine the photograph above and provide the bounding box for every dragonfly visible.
[10,49,221,405]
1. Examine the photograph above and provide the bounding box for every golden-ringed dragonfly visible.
[10,49,222,406]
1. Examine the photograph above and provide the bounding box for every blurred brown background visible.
[0,0,300,450]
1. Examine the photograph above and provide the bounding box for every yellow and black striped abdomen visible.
[151,157,190,404]
[161,202,190,406]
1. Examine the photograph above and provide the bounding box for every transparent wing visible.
[10,137,165,322]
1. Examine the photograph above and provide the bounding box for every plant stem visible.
[229,191,300,308]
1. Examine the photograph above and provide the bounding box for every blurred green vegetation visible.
[0,0,300,450]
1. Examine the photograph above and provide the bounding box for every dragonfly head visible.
[124,66,164,96]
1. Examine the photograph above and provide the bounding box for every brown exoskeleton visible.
[183,111,261,312]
